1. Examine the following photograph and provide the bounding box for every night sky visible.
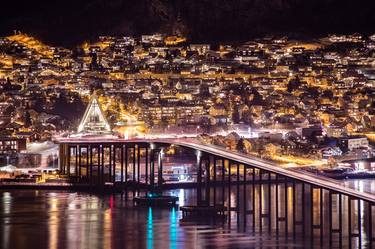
[1,0,375,47]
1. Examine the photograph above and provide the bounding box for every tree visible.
[248,88,263,105]
[33,97,46,113]
[151,84,161,94]
[200,116,212,133]
[232,106,240,124]
[199,83,210,97]
[24,111,32,128]
[90,52,99,70]
[3,77,21,91]
[306,87,320,98]
[287,76,302,93]
[322,89,334,100]
[160,116,169,130]
[242,109,254,126]
[236,138,246,153]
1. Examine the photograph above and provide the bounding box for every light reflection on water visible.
[0,188,370,249]
[147,207,153,249]
[2,192,11,249]
[170,207,177,249]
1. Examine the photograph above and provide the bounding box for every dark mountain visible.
[1,0,375,47]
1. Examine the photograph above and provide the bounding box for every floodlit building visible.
[0,137,26,153]
[338,136,369,151]
[76,93,112,136]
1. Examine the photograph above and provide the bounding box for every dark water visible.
[0,188,370,249]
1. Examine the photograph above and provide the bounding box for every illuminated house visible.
[76,93,112,136]
[0,137,26,153]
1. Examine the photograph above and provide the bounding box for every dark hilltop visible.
[1,0,375,47]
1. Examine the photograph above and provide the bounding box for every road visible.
[57,137,375,202]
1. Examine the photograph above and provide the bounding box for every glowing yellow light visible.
[7,34,53,58]
[164,36,187,45]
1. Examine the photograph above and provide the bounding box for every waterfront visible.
[343,179,375,196]
[0,188,371,249]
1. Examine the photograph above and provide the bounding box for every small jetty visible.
[133,193,178,206]
[180,205,226,218]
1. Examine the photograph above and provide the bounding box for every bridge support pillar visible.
[120,145,124,183]
[89,145,93,185]
[369,203,373,248]
[268,172,272,233]
[132,146,136,182]
[78,145,82,179]
[145,147,148,185]
[252,167,256,231]
[236,163,240,227]
[150,148,155,188]
[125,145,128,184]
[302,183,306,237]
[108,145,112,183]
[157,149,163,187]
[67,146,71,177]
[86,145,89,181]
[227,160,231,225]
[101,145,104,185]
[284,177,289,238]
[137,145,141,184]
[112,145,116,183]
[97,146,100,185]
[348,196,352,248]
[58,144,64,174]
[221,158,225,206]
[347,197,363,249]
[196,151,202,206]
[243,164,247,231]
[205,156,210,206]
[213,156,217,205]
[75,146,78,181]
[259,170,263,233]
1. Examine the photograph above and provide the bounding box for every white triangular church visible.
[77,93,111,135]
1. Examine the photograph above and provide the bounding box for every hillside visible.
[1,0,375,47]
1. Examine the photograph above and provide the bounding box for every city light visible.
[0,3,375,248]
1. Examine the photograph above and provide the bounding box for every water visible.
[0,188,370,249]
[342,179,375,195]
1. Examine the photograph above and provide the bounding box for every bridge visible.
[57,137,375,248]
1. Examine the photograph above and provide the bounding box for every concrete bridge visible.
[57,137,375,248]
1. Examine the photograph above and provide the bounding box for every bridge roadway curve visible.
[58,137,375,203]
